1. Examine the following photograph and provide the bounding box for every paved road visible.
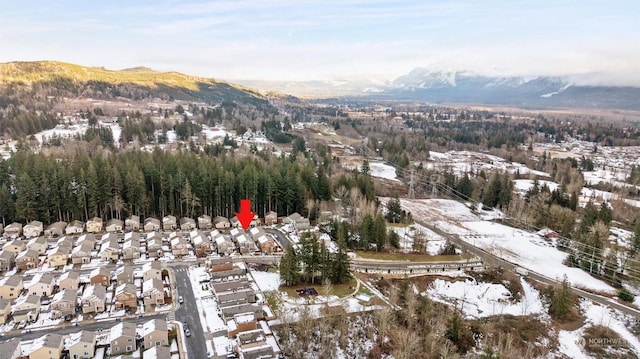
[415,219,640,320]
[264,227,292,249]
[1,313,165,341]
[174,266,208,359]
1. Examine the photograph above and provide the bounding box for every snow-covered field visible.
[250,270,281,292]
[398,198,616,294]
[425,277,544,319]
[34,124,87,144]
[368,162,399,182]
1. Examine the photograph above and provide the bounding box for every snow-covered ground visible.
[250,270,281,292]
[368,162,399,182]
[390,223,447,255]
[188,266,226,335]
[557,299,640,358]
[513,179,559,194]
[425,277,544,319]
[398,198,616,294]
[202,125,230,140]
[34,124,87,144]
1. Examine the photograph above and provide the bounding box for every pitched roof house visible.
[198,214,212,229]
[142,278,165,308]
[146,235,164,258]
[162,215,177,231]
[122,237,141,260]
[142,261,163,281]
[51,289,78,319]
[16,249,40,270]
[144,217,161,232]
[26,236,48,255]
[66,330,96,359]
[2,239,26,255]
[0,250,16,272]
[110,322,137,355]
[12,294,41,323]
[71,243,94,264]
[44,221,67,238]
[106,218,124,233]
[81,284,106,314]
[66,220,85,235]
[0,337,20,359]
[170,237,189,257]
[179,217,196,231]
[114,283,138,310]
[23,220,44,238]
[24,333,65,359]
[48,245,71,267]
[99,234,120,262]
[57,270,80,291]
[213,216,231,229]
[27,273,55,297]
[264,210,278,225]
[2,222,22,239]
[0,275,23,299]
[0,297,12,325]
[90,267,111,287]
[193,232,213,257]
[125,215,141,231]
[86,217,104,233]
[115,266,135,285]
[142,318,169,349]
[76,233,96,249]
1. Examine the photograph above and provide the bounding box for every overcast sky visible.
[1,0,639,85]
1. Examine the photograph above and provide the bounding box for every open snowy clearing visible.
[398,198,616,294]
[390,223,447,255]
[425,277,545,319]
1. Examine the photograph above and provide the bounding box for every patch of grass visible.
[355,251,473,262]
[357,284,373,296]
[474,315,553,358]
[583,325,634,358]
[279,278,357,299]
[267,266,279,273]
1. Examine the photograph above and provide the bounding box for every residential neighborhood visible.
[0,212,294,358]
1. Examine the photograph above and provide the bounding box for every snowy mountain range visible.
[239,68,640,110]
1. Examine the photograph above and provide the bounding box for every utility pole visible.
[408,169,415,199]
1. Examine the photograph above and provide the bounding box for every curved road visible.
[415,219,640,320]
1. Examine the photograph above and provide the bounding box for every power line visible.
[356,145,640,283]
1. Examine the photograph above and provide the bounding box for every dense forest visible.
[0,148,368,226]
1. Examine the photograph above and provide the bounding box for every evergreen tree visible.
[548,276,574,320]
[373,215,387,251]
[279,245,300,286]
[299,233,321,284]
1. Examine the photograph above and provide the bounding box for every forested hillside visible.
[0,61,275,138]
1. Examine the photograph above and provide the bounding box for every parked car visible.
[185,329,191,337]
[178,295,184,304]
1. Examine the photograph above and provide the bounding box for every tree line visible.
[0,147,349,226]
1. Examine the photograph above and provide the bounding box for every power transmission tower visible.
[431,174,438,198]
[408,169,415,199]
